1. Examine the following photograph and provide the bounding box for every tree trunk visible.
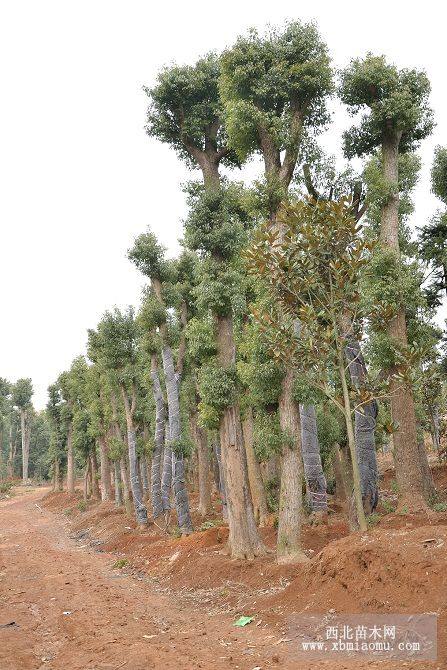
[98,435,112,501]
[262,453,280,485]
[66,423,75,494]
[277,369,308,563]
[121,388,148,527]
[332,444,348,502]
[190,409,212,517]
[417,436,436,501]
[83,459,90,502]
[338,352,367,531]
[217,315,264,559]
[53,459,63,492]
[343,333,379,514]
[7,424,15,479]
[213,438,227,519]
[52,459,58,492]
[119,457,133,516]
[113,461,123,507]
[161,423,172,516]
[150,360,165,519]
[57,462,63,491]
[20,408,29,484]
[140,452,150,503]
[90,450,100,500]
[299,404,328,514]
[161,345,193,533]
[242,408,269,526]
[380,135,433,511]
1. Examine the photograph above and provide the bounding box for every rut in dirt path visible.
[0,489,268,670]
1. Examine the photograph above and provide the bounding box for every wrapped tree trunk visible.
[242,408,269,526]
[299,404,328,514]
[140,452,150,503]
[343,336,379,513]
[114,461,123,507]
[121,387,148,527]
[277,370,308,563]
[161,346,193,534]
[213,439,227,519]
[66,423,75,494]
[161,422,172,516]
[150,361,165,519]
[98,435,112,501]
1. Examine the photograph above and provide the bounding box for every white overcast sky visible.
[1,1,446,409]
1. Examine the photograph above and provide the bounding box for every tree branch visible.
[303,163,320,200]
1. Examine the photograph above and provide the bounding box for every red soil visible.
[1,468,446,669]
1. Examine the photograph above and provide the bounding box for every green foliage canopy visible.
[340,54,434,157]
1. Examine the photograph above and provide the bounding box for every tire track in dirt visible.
[0,489,265,670]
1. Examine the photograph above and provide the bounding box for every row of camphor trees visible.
[2,20,446,562]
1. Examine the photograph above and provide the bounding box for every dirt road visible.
[0,488,269,670]
[1,488,443,670]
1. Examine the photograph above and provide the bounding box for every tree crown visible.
[220,21,332,162]
[340,54,434,157]
[145,53,235,169]
[12,378,33,409]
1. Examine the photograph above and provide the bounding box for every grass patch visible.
[381,500,396,514]
[367,512,381,527]
[112,558,129,569]
[0,482,13,495]
[432,502,447,512]
[199,520,219,531]
[77,501,87,512]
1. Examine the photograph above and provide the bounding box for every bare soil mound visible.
[273,524,447,616]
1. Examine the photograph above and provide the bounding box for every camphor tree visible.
[88,309,148,527]
[46,383,66,491]
[57,357,90,495]
[145,54,264,558]
[247,197,381,531]
[236,310,284,526]
[129,231,193,534]
[340,54,435,510]
[185,312,224,517]
[12,378,33,484]
[86,363,113,502]
[220,21,332,559]
[58,370,76,494]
